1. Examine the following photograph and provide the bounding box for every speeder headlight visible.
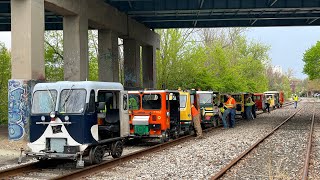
[50,111,56,118]
[64,116,70,122]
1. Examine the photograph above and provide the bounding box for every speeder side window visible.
[233,95,242,102]
[180,95,187,108]
[142,94,161,109]
[199,93,212,105]
[88,90,95,113]
[254,96,261,100]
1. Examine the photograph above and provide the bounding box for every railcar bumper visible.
[25,151,79,160]
[201,115,219,123]
[129,134,162,138]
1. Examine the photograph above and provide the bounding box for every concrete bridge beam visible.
[142,45,156,88]
[63,12,89,81]
[124,39,141,88]
[98,30,119,82]
[11,0,45,80]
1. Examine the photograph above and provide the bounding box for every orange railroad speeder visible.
[128,90,181,142]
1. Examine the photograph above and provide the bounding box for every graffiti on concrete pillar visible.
[106,48,113,61]
[124,71,137,88]
[99,48,115,81]
[8,80,31,140]
[105,48,113,70]
[100,49,112,62]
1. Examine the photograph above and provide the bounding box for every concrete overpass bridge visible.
[1,0,320,140]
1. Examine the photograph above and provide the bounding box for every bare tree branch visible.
[45,40,64,60]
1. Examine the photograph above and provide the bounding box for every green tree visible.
[45,31,64,81]
[156,29,199,89]
[44,30,99,81]
[0,43,11,124]
[88,30,98,81]
[156,28,270,93]
[200,28,270,93]
[303,41,320,80]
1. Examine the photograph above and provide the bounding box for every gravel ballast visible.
[221,100,313,179]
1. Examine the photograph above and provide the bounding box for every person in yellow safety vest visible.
[265,96,271,113]
[191,104,203,138]
[222,94,236,129]
[99,99,112,125]
[245,95,255,120]
[101,97,113,113]
[218,104,224,119]
[293,94,299,109]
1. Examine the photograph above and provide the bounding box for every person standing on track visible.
[265,96,271,113]
[191,104,203,138]
[245,94,255,120]
[222,94,236,129]
[293,94,299,108]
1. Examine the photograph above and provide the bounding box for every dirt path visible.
[0,124,27,166]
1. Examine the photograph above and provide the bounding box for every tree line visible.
[0,28,308,124]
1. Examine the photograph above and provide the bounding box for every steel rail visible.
[0,162,40,178]
[211,107,302,180]
[255,101,294,116]
[301,101,315,180]
[0,159,73,178]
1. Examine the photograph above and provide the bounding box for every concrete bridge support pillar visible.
[124,39,141,88]
[98,30,119,82]
[63,14,89,81]
[9,0,45,140]
[142,45,156,88]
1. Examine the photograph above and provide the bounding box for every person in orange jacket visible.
[222,94,236,128]
[191,104,203,138]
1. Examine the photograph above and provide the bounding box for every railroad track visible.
[0,145,147,179]
[211,100,316,179]
[0,101,296,179]
[255,101,295,116]
[307,101,320,179]
[257,100,301,115]
[0,132,199,179]
[0,160,76,179]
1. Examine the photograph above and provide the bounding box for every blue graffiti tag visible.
[8,124,24,140]
[8,80,29,140]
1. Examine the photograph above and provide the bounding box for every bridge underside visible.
[1,0,320,30]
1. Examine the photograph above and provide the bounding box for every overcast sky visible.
[246,26,320,79]
[1,27,319,79]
